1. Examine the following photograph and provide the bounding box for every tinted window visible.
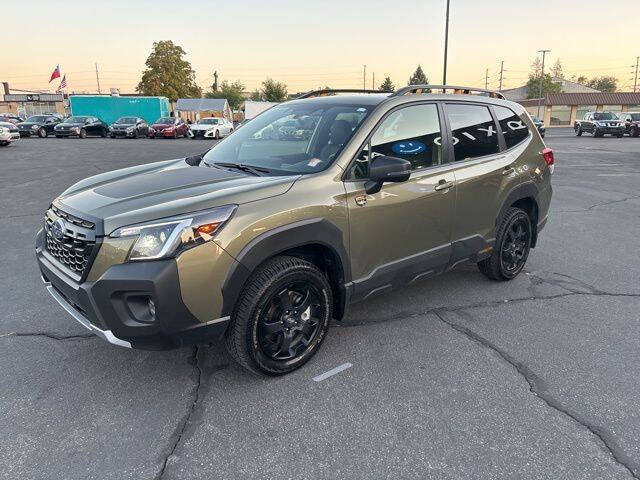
[350,104,442,179]
[446,104,500,161]
[494,106,530,148]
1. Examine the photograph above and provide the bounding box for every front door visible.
[344,103,456,300]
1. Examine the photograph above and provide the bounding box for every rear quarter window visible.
[494,105,530,149]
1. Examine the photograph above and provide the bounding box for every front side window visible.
[494,105,530,149]
[445,104,500,162]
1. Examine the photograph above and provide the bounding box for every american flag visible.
[56,75,67,93]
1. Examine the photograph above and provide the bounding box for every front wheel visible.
[38,127,47,138]
[575,126,582,136]
[79,129,87,139]
[631,126,639,137]
[478,207,532,281]
[592,127,600,137]
[225,256,332,375]
[100,128,107,138]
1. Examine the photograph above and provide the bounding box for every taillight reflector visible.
[542,147,554,166]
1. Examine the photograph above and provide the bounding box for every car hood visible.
[57,158,299,234]
[18,122,41,128]
[151,124,173,130]
[112,123,136,128]
[191,124,216,129]
[57,122,84,127]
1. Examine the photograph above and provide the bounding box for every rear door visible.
[444,102,529,263]
[344,102,456,300]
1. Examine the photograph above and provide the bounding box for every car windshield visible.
[202,102,373,174]
[25,116,48,123]
[115,117,137,124]
[198,118,219,124]
[66,116,88,123]
[155,117,174,124]
[630,113,640,121]
[593,112,617,120]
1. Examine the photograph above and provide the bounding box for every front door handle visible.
[434,180,454,191]
[502,166,515,176]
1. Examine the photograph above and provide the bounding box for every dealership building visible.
[519,92,640,126]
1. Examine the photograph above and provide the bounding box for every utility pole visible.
[485,68,488,89]
[95,63,101,94]
[363,65,366,90]
[634,56,639,93]
[442,0,450,86]
[372,72,375,90]
[536,49,550,118]
[498,60,504,91]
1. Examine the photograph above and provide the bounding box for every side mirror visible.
[364,155,411,194]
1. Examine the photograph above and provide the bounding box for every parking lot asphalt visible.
[1,130,639,479]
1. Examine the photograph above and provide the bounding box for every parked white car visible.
[0,121,20,146]
[190,117,233,139]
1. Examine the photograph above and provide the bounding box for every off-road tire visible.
[478,207,532,281]
[225,256,332,376]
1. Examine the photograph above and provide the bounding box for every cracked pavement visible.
[1,129,639,479]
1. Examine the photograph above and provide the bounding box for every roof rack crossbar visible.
[390,85,505,100]
[297,89,383,99]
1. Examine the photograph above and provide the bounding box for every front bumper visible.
[55,130,80,137]
[18,130,34,137]
[35,229,230,350]
[192,129,215,138]
[595,126,625,134]
[0,132,19,142]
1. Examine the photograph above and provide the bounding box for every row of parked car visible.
[0,113,235,146]
[574,111,640,137]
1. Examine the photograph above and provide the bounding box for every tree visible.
[525,73,562,99]
[551,59,564,79]
[379,76,395,93]
[575,75,588,85]
[206,80,245,110]
[587,76,617,92]
[530,57,543,77]
[137,41,202,102]
[249,90,262,101]
[261,78,288,102]
[408,65,428,86]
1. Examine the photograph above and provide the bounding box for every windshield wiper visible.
[211,162,271,176]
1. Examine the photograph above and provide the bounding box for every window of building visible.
[445,104,500,161]
[550,105,571,125]
[577,105,596,121]
[603,105,623,114]
[493,106,530,149]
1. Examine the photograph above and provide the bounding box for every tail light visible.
[541,147,554,167]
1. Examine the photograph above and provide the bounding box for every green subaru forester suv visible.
[36,86,553,375]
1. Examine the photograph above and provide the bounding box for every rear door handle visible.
[502,167,515,176]
[434,180,454,191]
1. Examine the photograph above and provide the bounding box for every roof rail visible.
[296,89,383,99]
[391,85,505,100]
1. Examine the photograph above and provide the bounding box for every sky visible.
[3,0,639,94]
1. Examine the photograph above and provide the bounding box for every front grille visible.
[44,206,97,277]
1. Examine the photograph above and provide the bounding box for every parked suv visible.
[574,112,625,137]
[618,112,640,137]
[35,86,553,375]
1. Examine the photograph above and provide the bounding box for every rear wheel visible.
[38,127,47,138]
[225,256,332,375]
[478,207,532,281]
[575,125,582,136]
[632,126,639,137]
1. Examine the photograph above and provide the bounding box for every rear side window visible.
[445,104,500,161]
[494,105,530,148]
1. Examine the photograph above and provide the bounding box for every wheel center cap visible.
[283,316,296,327]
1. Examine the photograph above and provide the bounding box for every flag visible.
[56,75,67,93]
[49,65,61,83]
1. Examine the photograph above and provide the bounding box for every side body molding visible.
[220,217,351,318]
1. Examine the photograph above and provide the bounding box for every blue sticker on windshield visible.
[391,140,427,155]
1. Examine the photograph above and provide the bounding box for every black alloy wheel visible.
[258,283,323,361]
[226,256,332,375]
[79,129,87,139]
[38,127,47,138]
[478,207,532,281]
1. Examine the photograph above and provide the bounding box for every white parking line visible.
[313,363,353,382]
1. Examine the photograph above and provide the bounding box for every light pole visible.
[536,49,550,119]
[442,0,450,86]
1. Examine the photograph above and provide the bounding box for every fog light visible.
[148,299,156,317]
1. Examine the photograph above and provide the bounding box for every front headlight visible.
[126,126,135,132]
[0,127,8,135]
[31,125,39,130]
[109,205,237,261]
[72,127,80,133]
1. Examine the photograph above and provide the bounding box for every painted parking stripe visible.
[313,363,353,382]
